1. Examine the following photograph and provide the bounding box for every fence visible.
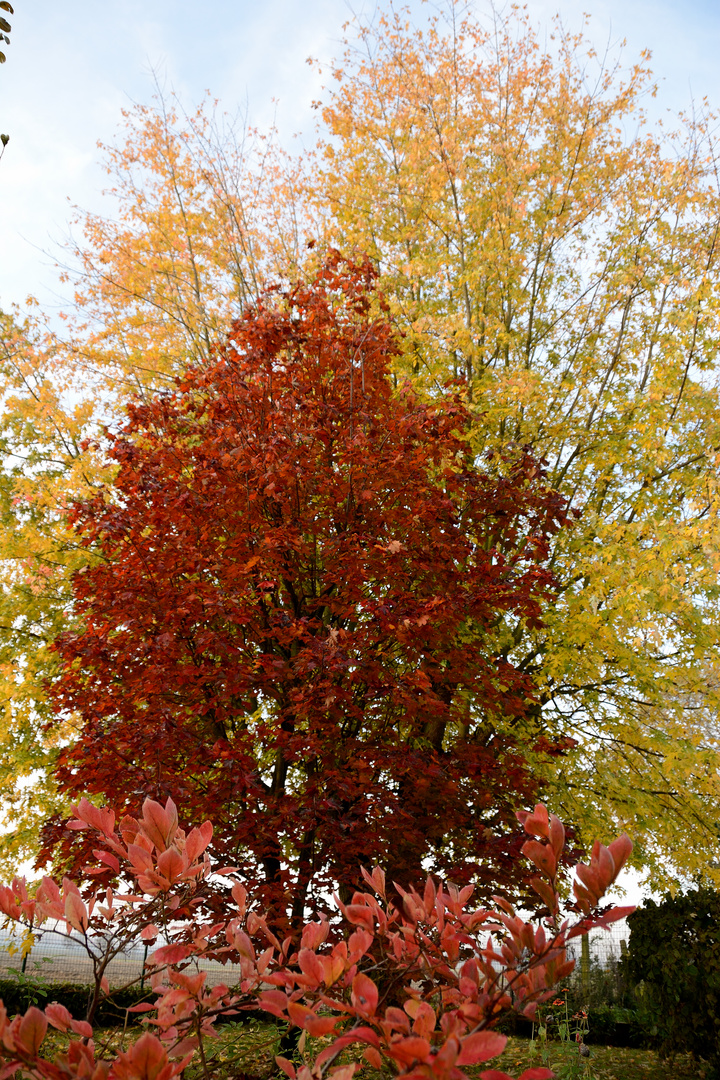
[0,926,238,988]
[0,916,632,990]
[565,917,630,968]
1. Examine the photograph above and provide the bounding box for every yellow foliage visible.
[309,3,720,885]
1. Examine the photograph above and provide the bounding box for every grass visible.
[191,1026,718,1080]
[35,1021,719,1080]
[493,1036,715,1079]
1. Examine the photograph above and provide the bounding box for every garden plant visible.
[0,797,632,1080]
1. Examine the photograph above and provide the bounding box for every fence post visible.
[581,933,590,998]
[140,943,149,991]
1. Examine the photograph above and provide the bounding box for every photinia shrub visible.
[0,796,633,1080]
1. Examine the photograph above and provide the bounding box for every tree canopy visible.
[43,256,569,926]
[311,6,720,879]
[2,2,720,889]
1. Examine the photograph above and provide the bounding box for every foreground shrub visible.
[0,797,632,1080]
[626,889,720,1066]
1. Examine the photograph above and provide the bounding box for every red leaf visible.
[351,972,378,1016]
[18,1007,47,1055]
[149,943,192,965]
[275,1057,296,1080]
[386,1036,431,1065]
[456,1031,506,1065]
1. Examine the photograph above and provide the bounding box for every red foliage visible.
[0,796,633,1080]
[45,254,569,927]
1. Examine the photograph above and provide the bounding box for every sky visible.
[1,0,720,317]
[1,0,717,902]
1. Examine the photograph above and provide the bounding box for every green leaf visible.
[0,17,11,32]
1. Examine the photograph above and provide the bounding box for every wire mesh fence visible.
[0,926,239,988]
[566,917,631,969]
[0,915,633,990]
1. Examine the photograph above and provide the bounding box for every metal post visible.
[140,942,148,991]
[581,933,590,998]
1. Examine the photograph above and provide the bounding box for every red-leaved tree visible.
[45,254,569,929]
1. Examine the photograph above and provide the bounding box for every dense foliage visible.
[0,796,632,1080]
[625,888,720,1066]
[44,256,569,928]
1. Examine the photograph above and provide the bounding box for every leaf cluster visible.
[0,795,633,1080]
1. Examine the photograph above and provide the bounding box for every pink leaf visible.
[18,1007,47,1054]
[518,803,549,838]
[275,1057,296,1080]
[301,920,329,951]
[351,972,378,1016]
[75,799,115,836]
[64,892,89,933]
[157,846,184,883]
[139,798,177,852]
[184,821,213,862]
[92,850,120,875]
[45,1003,73,1032]
[149,943,192,965]
[457,1031,506,1065]
[70,1019,93,1038]
[607,834,633,876]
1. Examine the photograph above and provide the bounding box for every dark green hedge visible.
[625,888,720,1066]
[496,1004,656,1048]
[0,978,150,1027]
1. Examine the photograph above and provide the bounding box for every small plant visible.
[7,959,55,1007]
[531,987,593,1078]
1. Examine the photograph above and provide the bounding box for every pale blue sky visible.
[1,0,719,313]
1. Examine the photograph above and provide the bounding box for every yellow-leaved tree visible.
[3,5,720,887]
[0,308,104,865]
[309,4,720,882]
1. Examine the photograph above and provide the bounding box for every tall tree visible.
[44,256,568,927]
[0,309,103,866]
[307,3,720,883]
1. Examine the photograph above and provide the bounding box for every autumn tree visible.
[0,98,302,870]
[0,309,103,866]
[4,2,720,890]
[309,3,720,882]
[44,256,569,928]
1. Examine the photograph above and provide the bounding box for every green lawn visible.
[41,1022,717,1080]
[494,1036,714,1079]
